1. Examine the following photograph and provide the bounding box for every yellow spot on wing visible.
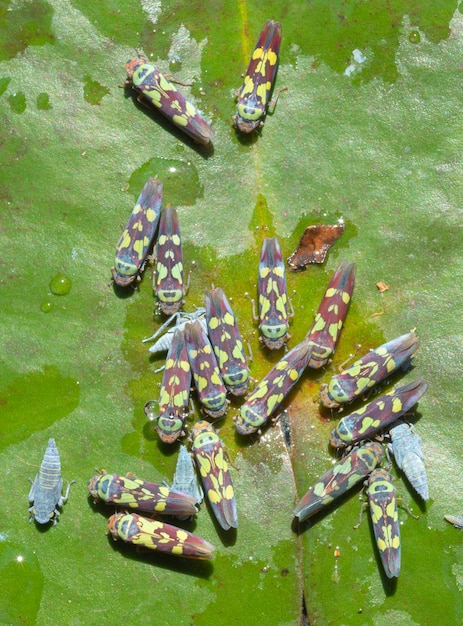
[208,488,221,504]
[224,485,234,500]
[173,114,188,128]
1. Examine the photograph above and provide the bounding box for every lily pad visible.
[0,1,462,624]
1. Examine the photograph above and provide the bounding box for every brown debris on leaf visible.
[376,281,389,292]
[287,224,345,270]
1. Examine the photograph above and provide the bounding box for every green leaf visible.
[0,1,462,624]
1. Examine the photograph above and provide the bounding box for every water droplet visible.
[49,273,72,295]
[144,400,158,421]
[40,300,54,313]
[409,31,420,44]
[36,92,52,110]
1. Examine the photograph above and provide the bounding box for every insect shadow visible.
[233,126,261,147]
[31,520,55,534]
[200,500,238,549]
[123,84,214,158]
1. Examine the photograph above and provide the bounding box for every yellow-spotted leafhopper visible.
[184,320,228,419]
[293,442,383,522]
[28,438,74,525]
[354,468,402,578]
[108,512,215,559]
[154,206,186,316]
[320,332,420,408]
[329,377,428,449]
[235,338,312,435]
[112,178,163,287]
[254,237,292,350]
[388,422,429,501]
[125,56,213,145]
[205,287,250,396]
[88,471,197,517]
[190,420,238,531]
[233,20,283,133]
[155,328,191,444]
[305,261,356,368]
